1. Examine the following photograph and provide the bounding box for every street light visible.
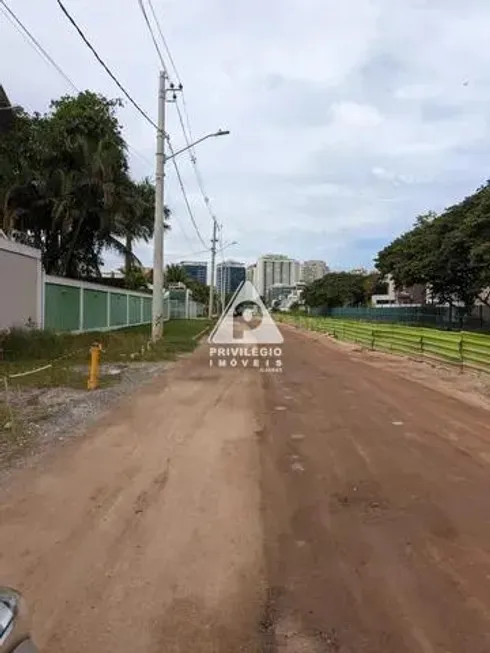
[165,130,230,162]
[151,69,230,342]
[0,105,21,111]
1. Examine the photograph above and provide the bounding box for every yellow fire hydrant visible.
[87,342,102,390]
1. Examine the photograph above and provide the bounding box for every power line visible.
[139,0,220,227]
[136,0,167,74]
[2,0,196,256]
[1,0,153,170]
[146,0,195,145]
[166,137,208,249]
[174,101,217,220]
[135,3,208,249]
[166,247,211,260]
[0,0,78,92]
[56,0,158,130]
[137,0,226,257]
[146,0,179,84]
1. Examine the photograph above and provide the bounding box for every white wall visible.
[0,237,43,330]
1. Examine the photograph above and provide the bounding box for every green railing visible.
[277,315,490,373]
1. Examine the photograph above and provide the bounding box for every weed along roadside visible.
[0,320,212,469]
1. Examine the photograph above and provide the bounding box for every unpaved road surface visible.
[2,327,490,651]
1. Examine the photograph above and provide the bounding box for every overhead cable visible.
[57,0,158,129]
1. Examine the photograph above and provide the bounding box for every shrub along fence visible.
[277,315,490,373]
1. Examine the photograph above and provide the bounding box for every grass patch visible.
[0,320,212,390]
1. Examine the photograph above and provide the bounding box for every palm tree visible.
[165,263,189,285]
[111,178,172,276]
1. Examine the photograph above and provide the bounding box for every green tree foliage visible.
[156,263,208,307]
[165,264,189,284]
[302,272,374,308]
[187,280,209,307]
[375,184,490,311]
[0,92,170,280]
[120,265,149,291]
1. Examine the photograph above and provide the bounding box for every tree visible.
[375,183,490,312]
[187,280,209,307]
[114,183,171,276]
[0,91,163,279]
[165,264,189,284]
[302,272,370,309]
[120,265,149,291]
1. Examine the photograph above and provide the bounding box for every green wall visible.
[44,279,202,332]
[83,290,108,330]
[44,283,80,331]
[142,297,152,322]
[110,292,127,327]
[129,296,141,325]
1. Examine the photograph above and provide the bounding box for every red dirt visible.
[2,327,490,651]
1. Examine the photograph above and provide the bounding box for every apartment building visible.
[255,254,301,297]
[301,260,328,284]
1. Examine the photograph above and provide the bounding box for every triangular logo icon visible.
[208,281,284,344]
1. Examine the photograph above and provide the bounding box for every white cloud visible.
[2,0,490,270]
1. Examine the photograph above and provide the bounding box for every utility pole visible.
[221,268,226,314]
[220,224,226,313]
[151,71,166,342]
[208,219,218,318]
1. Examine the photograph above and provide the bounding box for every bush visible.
[0,327,73,361]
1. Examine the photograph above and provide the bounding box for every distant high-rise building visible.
[255,254,301,297]
[246,264,257,285]
[301,260,329,284]
[217,260,246,295]
[180,261,207,285]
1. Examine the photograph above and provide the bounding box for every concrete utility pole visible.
[221,269,226,314]
[220,225,226,313]
[151,71,166,342]
[208,219,218,318]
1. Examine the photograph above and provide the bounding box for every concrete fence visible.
[1,236,204,332]
[44,276,154,332]
[44,277,205,332]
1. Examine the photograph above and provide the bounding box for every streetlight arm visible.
[165,130,230,162]
[220,240,238,252]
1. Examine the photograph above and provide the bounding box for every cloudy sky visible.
[2,0,490,271]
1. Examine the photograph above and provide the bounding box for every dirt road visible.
[2,327,490,651]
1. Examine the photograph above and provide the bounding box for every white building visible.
[301,260,328,284]
[371,275,397,306]
[246,264,257,285]
[255,254,301,297]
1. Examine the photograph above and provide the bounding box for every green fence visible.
[44,276,206,332]
[277,315,490,373]
[309,304,490,331]
[44,277,153,332]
